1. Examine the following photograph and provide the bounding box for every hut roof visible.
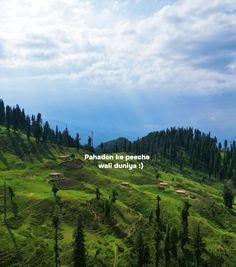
[120,182,130,187]
[49,172,63,177]
[176,189,187,195]
[159,182,168,186]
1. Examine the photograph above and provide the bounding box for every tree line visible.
[0,99,94,151]
[101,127,236,185]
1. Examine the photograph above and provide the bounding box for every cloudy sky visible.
[0,0,236,144]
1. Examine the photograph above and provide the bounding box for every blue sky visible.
[0,0,236,145]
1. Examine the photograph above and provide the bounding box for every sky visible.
[0,0,236,145]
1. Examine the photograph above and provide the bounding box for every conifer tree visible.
[5,105,12,131]
[155,226,162,267]
[35,113,42,143]
[0,99,5,125]
[181,201,191,248]
[73,217,86,267]
[156,195,161,228]
[136,232,150,267]
[86,136,94,152]
[20,108,26,130]
[8,186,15,202]
[43,121,50,141]
[193,224,205,267]
[12,107,19,132]
[25,115,31,140]
[76,133,80,151]
[52,214,60,267]
[62,127,69,147]
[55,126,59,144]
[170,226,178,259]
[52,184,59,199]
[163,225,170,267]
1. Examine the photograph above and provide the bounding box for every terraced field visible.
[0,127,236,266]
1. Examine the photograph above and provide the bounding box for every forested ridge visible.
[100,128,236,184]
[0,99,94,151]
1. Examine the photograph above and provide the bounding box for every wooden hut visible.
[120,182,130,187]
[158,182,169,190]
[59,155,70,161]
[176,189,187,196]
[49,172,63,178]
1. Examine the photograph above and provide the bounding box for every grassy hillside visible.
[0,126,236,267]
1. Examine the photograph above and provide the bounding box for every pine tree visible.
[156,195,161,228]
[136,232,150,267]
[52,214,60,267]
[12,107,19,132]
[73,217,86,267]
[170,226,178,259]
[55,126,59,144]
[0,99,5,125]
[76,133,80,151]
[34,113,43,143]
[181,201,191,248]
[193,224,205,267]
[155,226,162,267]
[52,184,59,199]
[87,136,93,152]
[62,127,69,147]
[5,105,12,131]
[25,115,31,140]
[163,225,170,267]
[20,108,26,130]
[43,121,50,141]
[8,186,15,202]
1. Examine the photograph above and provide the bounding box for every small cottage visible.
[176,189,187,196]
[49,172,63,178]
[120,182,130,187]
[59,155,70,161]
[159,182,169,187]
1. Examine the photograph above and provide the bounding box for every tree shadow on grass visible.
[228,209,236,217]
[0,151,10,169]
[5,221,18,251]
[8,132,34,164]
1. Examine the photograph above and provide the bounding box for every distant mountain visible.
[96,137,131,153]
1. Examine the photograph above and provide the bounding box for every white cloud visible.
[0,0,236,95]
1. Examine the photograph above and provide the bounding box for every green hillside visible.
[0,126,236,267]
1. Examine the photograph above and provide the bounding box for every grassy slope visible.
[0,126,236,267]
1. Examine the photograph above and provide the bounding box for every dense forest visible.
[100,127,236,185]
[0,99,94,151]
